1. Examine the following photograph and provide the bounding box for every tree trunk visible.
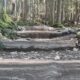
[3,0,7,12]
[56,0,62,24]
[23,0,29,20]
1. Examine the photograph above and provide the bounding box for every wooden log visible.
[1,39,76,50]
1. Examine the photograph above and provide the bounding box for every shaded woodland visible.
[1,1,80,80]
[0,0,80,27]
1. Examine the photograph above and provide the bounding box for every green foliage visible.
[2,10,13,23]
[1,29,17,39]
[17,20,30,26]
[0,10,17,39]
[0,10,17,29]
[47,21,64,28]
[0,19,9,29]
[53,23,64,28]
[17,20,39,26]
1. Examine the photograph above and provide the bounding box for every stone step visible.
[0,59,79,80]
[16,30,76,38]
[1,39,76,50]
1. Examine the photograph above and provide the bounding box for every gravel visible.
[0,48,80,60]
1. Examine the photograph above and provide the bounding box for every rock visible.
[10,51,18,57]
[54,54,60,60]
[73,48,78,52]
[17,26,26,31]
[54,52,60,60]
[77,32,80,38]
[15,38,28,41]
[31,25,55,31]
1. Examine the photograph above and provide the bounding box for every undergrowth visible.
[0,10,17,39]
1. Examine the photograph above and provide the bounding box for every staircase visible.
[0,26,80,80]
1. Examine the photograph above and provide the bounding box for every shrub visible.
[0,10,17,39]
[1,29,17,39]
[0,10,17,29]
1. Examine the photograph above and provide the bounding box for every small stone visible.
[20,52,26,55]
[16,38,27,41]
[73,48,78,52]
[77,32,80,35]
[10,51,18,57]
[77,32,80,38]
[54,54,60,60]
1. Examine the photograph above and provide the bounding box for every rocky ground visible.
[0,48,80,60]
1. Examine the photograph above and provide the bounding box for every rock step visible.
[1,39,76,50]
[0,59,80,80]
[16,30,76,38]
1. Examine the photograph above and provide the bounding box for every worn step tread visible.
[0,39,76,50]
